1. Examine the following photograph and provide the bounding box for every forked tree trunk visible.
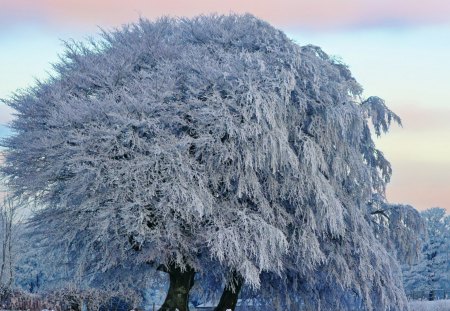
[214,272,244,311]
[158,263,195,311]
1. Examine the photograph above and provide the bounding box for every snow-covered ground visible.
[409,299,450,311]
[0,300,447,311]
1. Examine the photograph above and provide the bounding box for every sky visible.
[0,1,449,212]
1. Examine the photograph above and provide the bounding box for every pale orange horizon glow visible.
[375,105,450,212]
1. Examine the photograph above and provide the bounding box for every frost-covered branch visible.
[1,14,417,311]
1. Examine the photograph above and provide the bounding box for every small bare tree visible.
[0,194,18,287]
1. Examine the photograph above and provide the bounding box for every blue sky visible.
[0,125,10,137]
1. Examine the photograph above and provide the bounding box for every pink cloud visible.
[387,182,450,213]
[2,0,450,31]
[393,104,450,131]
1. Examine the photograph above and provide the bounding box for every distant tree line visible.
[403,207,450,301]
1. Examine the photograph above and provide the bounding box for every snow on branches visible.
[1,14,417,310]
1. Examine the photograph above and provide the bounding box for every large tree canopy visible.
[1,14,420,311]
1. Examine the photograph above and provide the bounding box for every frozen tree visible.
[403,208,450,300]
[1,14,421,310]
[369,199,425,264]
[0,195,19,288]
[1,15,290,311]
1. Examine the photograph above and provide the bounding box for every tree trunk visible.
[7,217,13,287]
[158,263,195,311]
[0,209,8,283]
[214,272,244,311]
[428,289,435,301]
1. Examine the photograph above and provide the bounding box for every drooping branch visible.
[371,209,390,220]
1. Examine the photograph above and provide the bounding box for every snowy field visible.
[409,299,450,311]
[0,301,449,311]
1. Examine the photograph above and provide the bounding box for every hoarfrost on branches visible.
[403,208,450,300]
[0,14,422,310]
